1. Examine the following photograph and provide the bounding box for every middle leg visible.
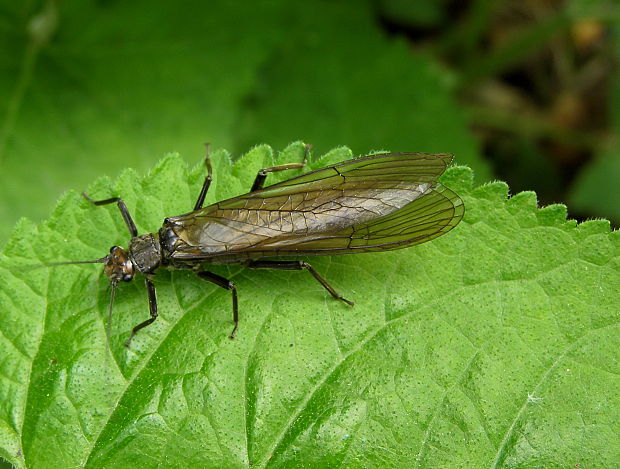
[197,270,239,338]
[250,143,311,192]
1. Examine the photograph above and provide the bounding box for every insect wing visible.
[167,152,462,260]
[261,151,453,194]
[349,184,463,249]
[270,184,464,253]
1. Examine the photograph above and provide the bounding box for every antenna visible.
[106,281,118,359]
[19,257,109,271]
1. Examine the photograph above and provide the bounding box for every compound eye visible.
[122,274,133,282]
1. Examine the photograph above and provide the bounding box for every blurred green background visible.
[1,0,618,245]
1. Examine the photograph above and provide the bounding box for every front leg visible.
[193,144,213,211]
[82,193,138,237]
[125,277,158,346]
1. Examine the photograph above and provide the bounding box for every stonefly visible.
[50,147,464,347]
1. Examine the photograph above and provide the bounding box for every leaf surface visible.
[0,143,618,468]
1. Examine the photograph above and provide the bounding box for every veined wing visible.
[166,152,462,261]
[264,151,453,190]
[253,184,464,255]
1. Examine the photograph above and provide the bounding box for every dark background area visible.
[1,0,618,245]
[384,0,618,227]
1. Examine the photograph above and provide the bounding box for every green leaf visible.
[1,144,618,468]
[0,0,490,242]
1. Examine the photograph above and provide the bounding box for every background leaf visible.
[0,0,489,242]
[0,144,618,468]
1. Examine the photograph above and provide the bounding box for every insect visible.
[56,147,464,347]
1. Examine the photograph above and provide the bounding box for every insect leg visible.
[246,260,354,306]
[193,144,213,210]
[250,144,311,192]
[197,271,239,338]
[125,277,158,346]
[82,193,138,237]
